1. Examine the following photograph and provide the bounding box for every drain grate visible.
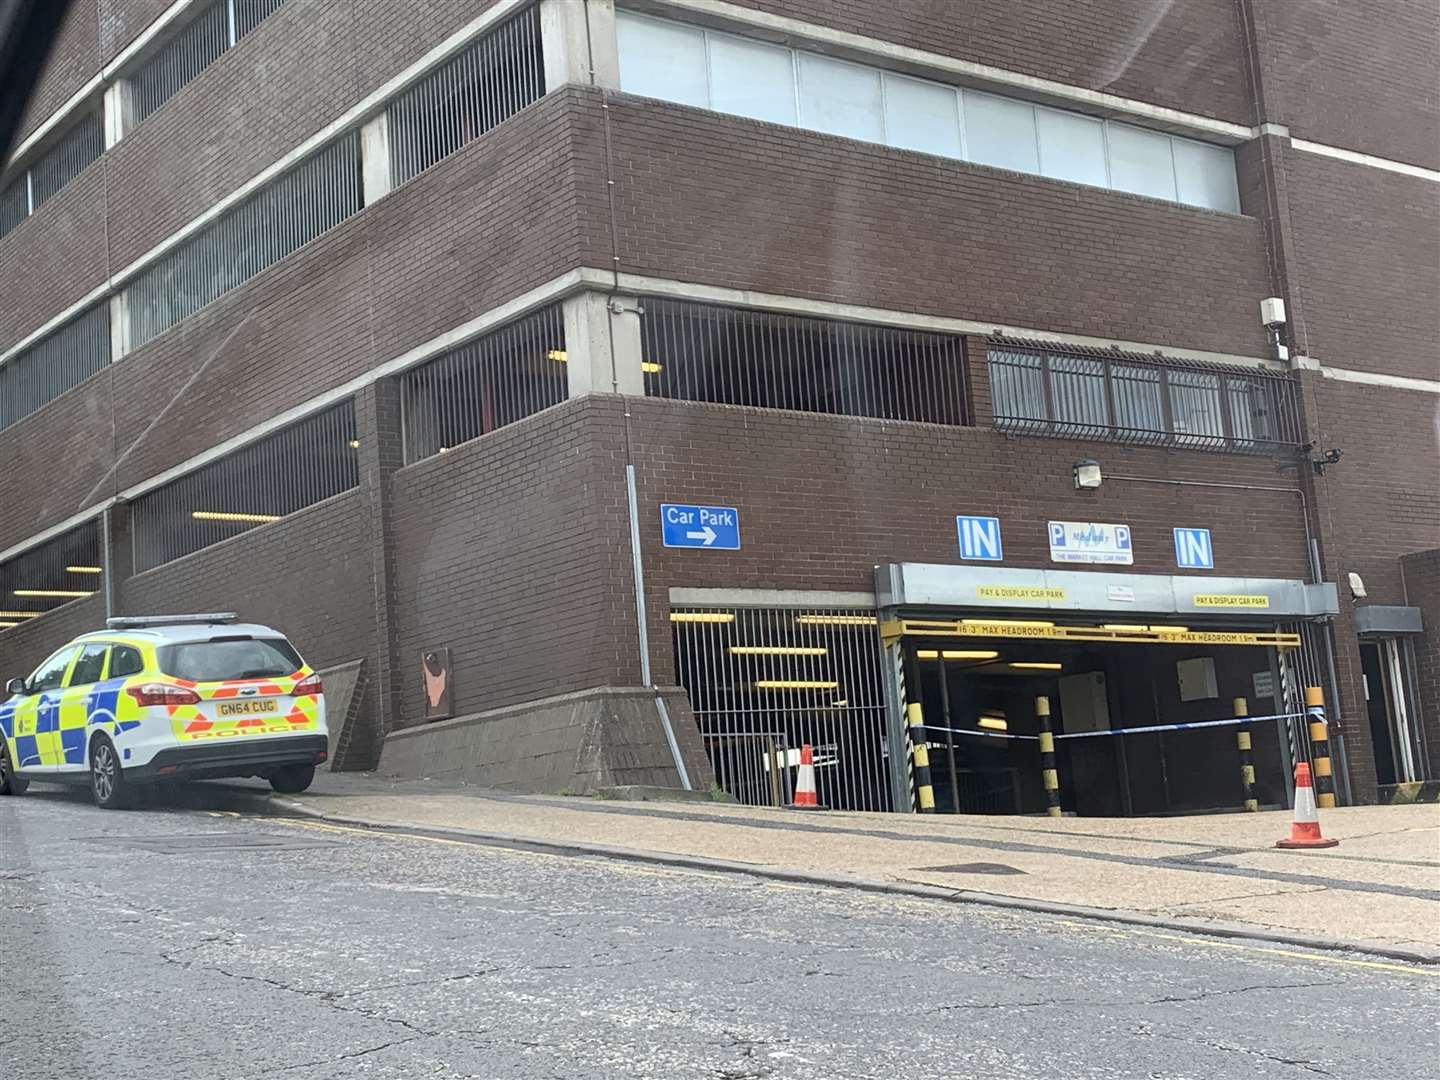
[83,834,337,854]
[914,862,1027,876]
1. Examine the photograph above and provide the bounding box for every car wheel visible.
[90,736,132,810]
[269,764,316,795]
[0,738,27,796]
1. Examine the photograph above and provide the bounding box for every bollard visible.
[1306,686,1336,809]
[906,702,936,814]
[1235,696,1258,812]
[1036,695,1061,818]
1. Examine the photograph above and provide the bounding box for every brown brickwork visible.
[1400,549,1440,779]
[14,0,99,144]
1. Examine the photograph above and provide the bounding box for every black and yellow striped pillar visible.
[1234,696,1258,812]
[907,702,936,814]
[1306,686,1336,809]
[1037,695,1061,818]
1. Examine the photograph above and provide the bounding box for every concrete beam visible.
[541,0,620,91]
[562,291,644,397]
[360,112,392,206]
[102,80,134,149]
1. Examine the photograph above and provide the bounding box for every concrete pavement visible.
[3,788,1438,1079]
[248,772,1440,963]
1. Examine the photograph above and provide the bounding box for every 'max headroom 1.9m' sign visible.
[1048,521,1133,565]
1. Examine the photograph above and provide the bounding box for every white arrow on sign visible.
[686,526,718,546]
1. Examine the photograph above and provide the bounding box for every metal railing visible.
[124,131,362,349]
[131,0,289,126]
[672,607,892,811]
[0,303,112,432]
[988,342,1302,453]
[0,521,102,634]
[387,3,545,187]
[640,299,969,425]
[400,304,567,463]
[0,112,103,241]
[131,400,359,572]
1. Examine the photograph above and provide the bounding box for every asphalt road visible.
[1,783,1436,1080]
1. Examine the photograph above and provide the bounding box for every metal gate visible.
[672,607,892,811]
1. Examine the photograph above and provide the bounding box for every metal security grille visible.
[387,4,545,186]
[125,132,362,349]
[673,608,892,811]
[988,341,1302,453]
[131,400,359,572]
[0,176,29,239]
[131,0,289,125]
[0,304,111,432]
[641,299,969,424]
[234,0,287,38]
[400,305,566,462]
[0,521,102,634]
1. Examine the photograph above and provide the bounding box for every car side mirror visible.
[5,677,26,696]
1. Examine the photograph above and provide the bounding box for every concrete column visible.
[102,80,134,149]
[360,112,393,206]
[541,0,621,91]
[562,291,644,397]
[108,293,131,361]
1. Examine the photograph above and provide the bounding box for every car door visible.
[13,645,79,773]
[57,644,109,774]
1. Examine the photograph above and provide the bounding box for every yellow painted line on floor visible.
[1060,920,1439,978]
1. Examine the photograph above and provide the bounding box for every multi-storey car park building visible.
[0,0,1436,814]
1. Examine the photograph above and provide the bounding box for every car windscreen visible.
[157,638,304,682]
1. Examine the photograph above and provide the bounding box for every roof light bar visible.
[105,613,239,630]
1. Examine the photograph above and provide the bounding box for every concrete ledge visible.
[594,784,733,803]
[379,685,714,795]
[1378,781,1440,805]
[263,796,1440,968]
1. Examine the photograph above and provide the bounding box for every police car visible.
[0,613,328,809]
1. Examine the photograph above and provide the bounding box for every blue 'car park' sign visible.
[661,504,741,550]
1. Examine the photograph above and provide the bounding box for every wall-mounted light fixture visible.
[1073,459,1103,490]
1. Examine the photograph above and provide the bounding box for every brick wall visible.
[98,0,175,63]
[105,0,365,268]
[1400,548,1440,778]
[717,0,1252,125]
[603,92,1272,357]
[0,162,109,353]
[1284,153,1440,381]
[624,392,1317,686]
[0,596,105,684]
[1253,0,1440,170]
[15,0,99,144]
[119,491,377,674]
[387,397,641,729]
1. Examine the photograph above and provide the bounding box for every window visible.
[400,305,567,463]
[131,400,359,571]
[798,54,883,142]
[0,522,102,635]
[69,645,109,687]
[1036,108,1107,188]
[883,74,961,158]
[708,34,797,127]
[987,343,1300,453]
[30,647,78,693]
[616,15,707,106]
[640,299,969,425]
[1107,122,1177,202]
[0,303,112,432]
[109,646,144,678]
[387,5,544,187]
[613,12,1242,213]
[124,133,362,349]
[159,638,302,681]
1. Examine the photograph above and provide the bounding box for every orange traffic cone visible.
[1276,762,1339,849]
[787,744,827,810]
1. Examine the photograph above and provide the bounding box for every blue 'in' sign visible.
[956,516,1003,561]
[1174,527,1214,569]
